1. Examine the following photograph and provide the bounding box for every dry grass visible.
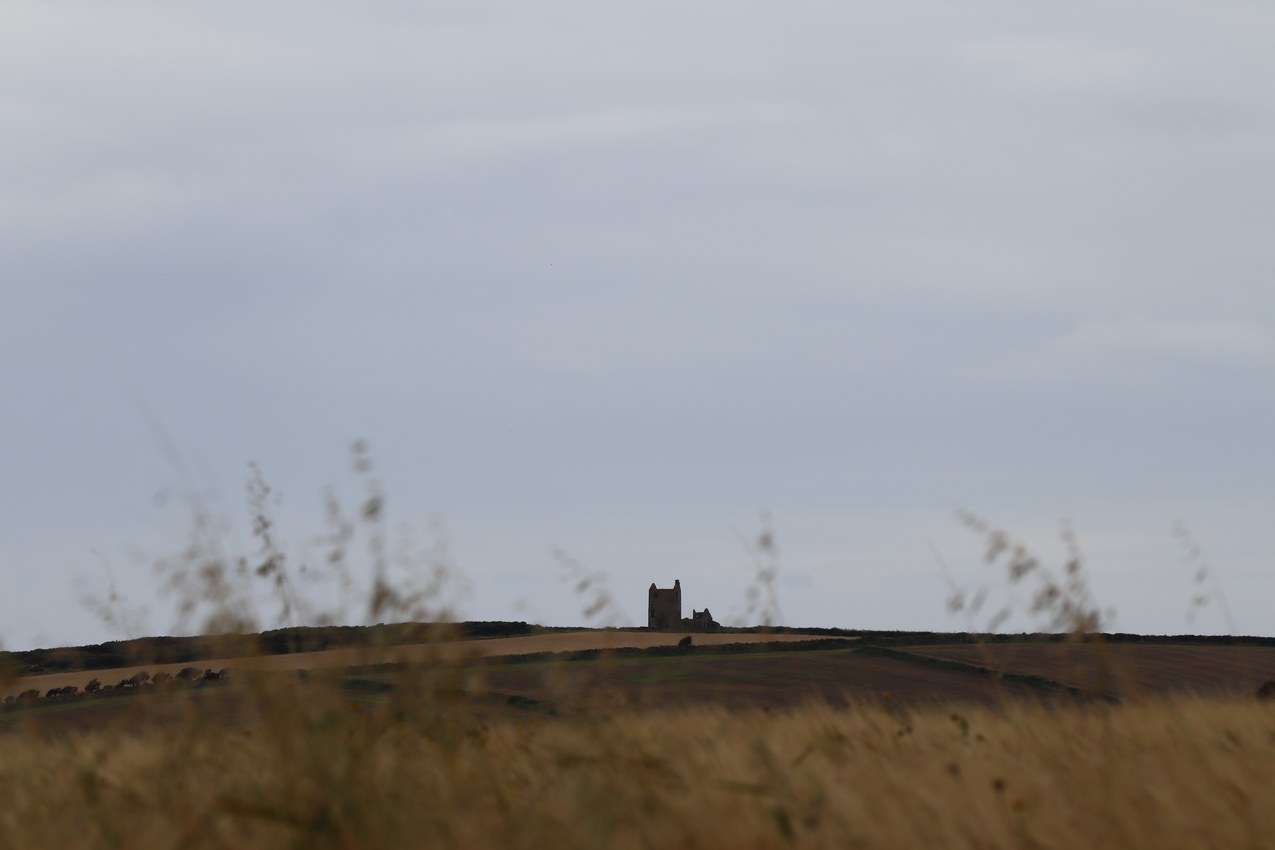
[3,686,1275,849]
[5,449,1268,847]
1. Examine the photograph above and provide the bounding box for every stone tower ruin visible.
[648,580,681,631]
[648,579,719,632]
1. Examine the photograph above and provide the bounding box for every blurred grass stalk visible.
[1,447,1270,849]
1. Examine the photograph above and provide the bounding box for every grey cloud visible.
[3,0,1275,647]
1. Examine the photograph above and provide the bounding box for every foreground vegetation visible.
[2,679,1274,849]
[5,445,1267,847]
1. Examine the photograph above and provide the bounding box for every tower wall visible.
[648,579,682,630]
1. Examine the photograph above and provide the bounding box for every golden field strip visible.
[1,630,839,700]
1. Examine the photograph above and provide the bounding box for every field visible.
[0,629,835,702]
[5,624,1275,847]
[3,667,1275,849]
[7,621,1275,846]
[908,642,1275,698]
[473,646,1047,711]
[8,638,1045,735]
[10,633,1275,733]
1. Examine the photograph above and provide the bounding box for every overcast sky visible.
[3,1,1274,650]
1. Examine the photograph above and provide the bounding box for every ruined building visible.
[648,580,720,632]
[648,580,682,631]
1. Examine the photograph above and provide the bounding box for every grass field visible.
[474,646,1048,711]
[5,462,1271,847]
[7,627,1275,848]
[909,643,1275,698]
[0,630,839,702]
[3,674,1274,849]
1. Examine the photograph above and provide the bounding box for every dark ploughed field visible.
[908,643,1275,698]
[3,645,1046,735]
[8,640,1274,736]
[471,647,1047,711]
